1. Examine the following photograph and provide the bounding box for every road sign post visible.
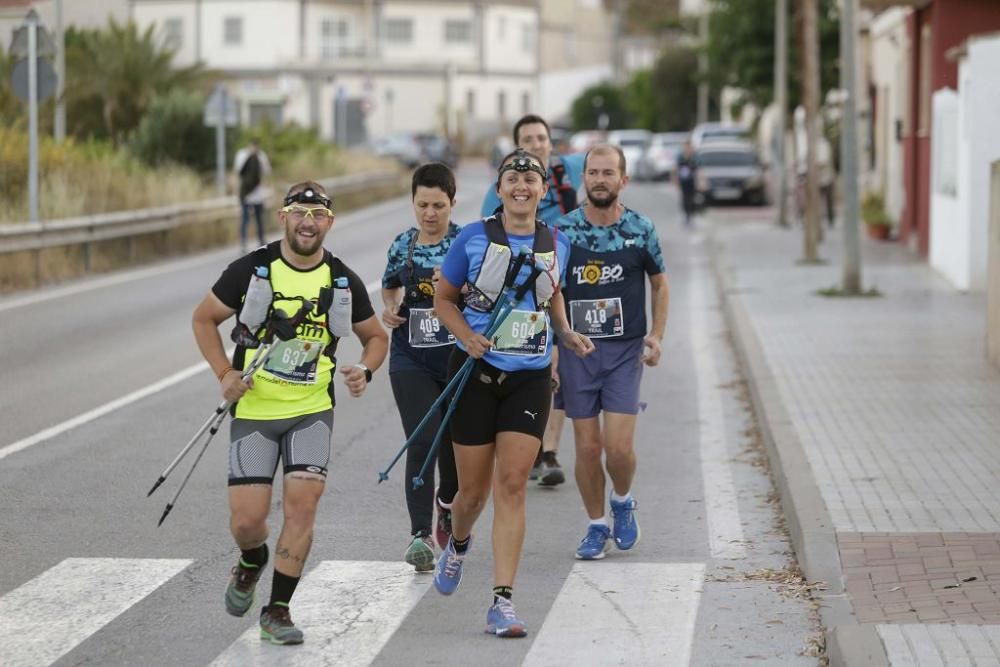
[11,10,58,223]
[203,85,239,195]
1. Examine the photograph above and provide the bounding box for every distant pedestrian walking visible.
[234,140,272,253]
[676,140,698,228]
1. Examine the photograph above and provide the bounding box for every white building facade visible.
[929,32,1000,292]
[129,0,548,145]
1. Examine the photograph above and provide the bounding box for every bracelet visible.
[216,365,235,382]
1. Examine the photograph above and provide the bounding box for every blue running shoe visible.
[433,536,470,595]
[485,597,527,638]
[610,496,640,550]
[575,524,612,560]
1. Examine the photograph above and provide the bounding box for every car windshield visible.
[697,151,758,167]
[703,130,748,142]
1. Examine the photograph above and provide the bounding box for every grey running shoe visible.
[538,451,565,486]
[225,562,263,617]
[259,604,304,645]
[405,533,435,572]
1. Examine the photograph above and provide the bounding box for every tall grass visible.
[1,123,213,223]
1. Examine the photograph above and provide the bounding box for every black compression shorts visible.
[447,348,552,446]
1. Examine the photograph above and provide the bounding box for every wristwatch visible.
[352,363,373,383]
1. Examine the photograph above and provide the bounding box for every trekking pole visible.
[146,340,272,499]
[377,247,532,484]
[411,256,546,489]
[152,298,313,525]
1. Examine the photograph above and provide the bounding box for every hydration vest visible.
[549,156,578,215]
[465,215,559,313]
[231,245,354,358]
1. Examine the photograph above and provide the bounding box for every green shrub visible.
[130,89,234,172]
[860,191,892,227]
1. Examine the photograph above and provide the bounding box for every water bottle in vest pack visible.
[328,276,353,338]
[231,266,272,347]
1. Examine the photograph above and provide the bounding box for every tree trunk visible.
[801,0,822,261]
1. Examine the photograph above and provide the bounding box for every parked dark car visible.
[694,141,767,206]
[371,133,424,168]
[415,133,459,168]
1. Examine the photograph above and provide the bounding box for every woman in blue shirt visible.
[381,163,462,572]
[430,150,593,637]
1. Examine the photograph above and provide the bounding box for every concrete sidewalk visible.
[708,211,1000,666]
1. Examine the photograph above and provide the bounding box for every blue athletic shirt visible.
[440,220,571,371]
[382,222,461,378]
[480,152,585,225]
[556,207,665,341]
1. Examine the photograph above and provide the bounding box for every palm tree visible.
[64,19,208,143]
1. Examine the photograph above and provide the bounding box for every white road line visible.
[0,558,192,667]
[0,361,210,462]
[691,258,747,560]
[524,562,706,667]
[0,254,220,314]
[1,283,383,463]
[210,560,431,667]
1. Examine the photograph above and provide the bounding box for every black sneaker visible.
[528,450,543,480]
[538,451,565,486]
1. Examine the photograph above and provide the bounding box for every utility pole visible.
[774,0,788,227]
[54,0,65,141]
[839,0,863,292]
[697,10,709,124]
[801,0,822,262]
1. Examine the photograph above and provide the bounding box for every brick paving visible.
[840,533,1000,624]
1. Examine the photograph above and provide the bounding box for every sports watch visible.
[352,363,373,383]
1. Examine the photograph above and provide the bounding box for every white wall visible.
[483,5,537,74]
[929,34,1000,293]
[929,88,966,289]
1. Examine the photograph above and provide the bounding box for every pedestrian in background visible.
[234,139,272,253]
[676,140,698,228]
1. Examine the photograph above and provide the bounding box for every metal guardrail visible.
[0,171,400,254]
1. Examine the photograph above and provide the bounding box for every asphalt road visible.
[0,162,823,666]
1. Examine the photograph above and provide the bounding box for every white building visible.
[0,0,129,44]
[929,32,1000,292]
[867,6,910,225]
[128,0,574,145]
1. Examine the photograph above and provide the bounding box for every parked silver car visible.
[690,122,750,148]
[636,131,688,181]
[695,141,767,206]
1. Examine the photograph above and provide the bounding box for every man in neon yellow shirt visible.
[192,181,387,645]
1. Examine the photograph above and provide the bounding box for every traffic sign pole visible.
[28,11,39,223]
[216,86,226,195]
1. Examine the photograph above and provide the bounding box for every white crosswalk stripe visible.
[523,562,706,667]
[0,558,708,666]
[0,557,192,667]
[209,560,432,667]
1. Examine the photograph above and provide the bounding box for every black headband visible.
[497,150,546,181]
[283,187,332,209]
